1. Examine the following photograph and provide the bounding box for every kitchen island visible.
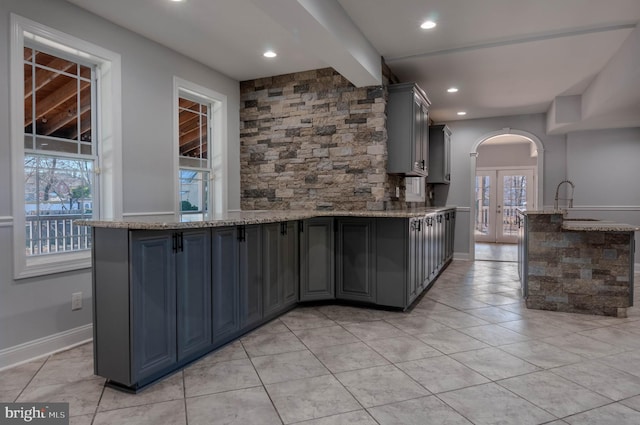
[518,210,638,317]
[78,207,456,392]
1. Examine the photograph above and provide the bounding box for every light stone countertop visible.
[518,209,639,232]
[561,220,640,232]
[77,207,457,230]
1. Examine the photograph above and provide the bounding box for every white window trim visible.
[10,14,122,279]
[173,77,228,219]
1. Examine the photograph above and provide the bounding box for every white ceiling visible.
[66,0,640,133]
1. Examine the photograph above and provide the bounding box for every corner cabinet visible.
[387,83,431,177]
[427,124,451,184]
[336,218,377,303]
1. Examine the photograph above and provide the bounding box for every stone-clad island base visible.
[518,211,638,317]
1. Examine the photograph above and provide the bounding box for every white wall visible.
[0,0,240,354]
[565,128,640,263]
[440,113,567,257]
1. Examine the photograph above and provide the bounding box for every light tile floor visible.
[3,260,640,425]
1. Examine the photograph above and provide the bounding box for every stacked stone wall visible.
[240,67,404,211]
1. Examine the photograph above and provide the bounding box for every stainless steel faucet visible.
[554,180,575,210]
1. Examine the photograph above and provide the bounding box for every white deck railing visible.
[25,215,91,255]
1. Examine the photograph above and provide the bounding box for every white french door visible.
[475,168,535,243]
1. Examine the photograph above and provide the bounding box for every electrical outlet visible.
[71,292,82,311]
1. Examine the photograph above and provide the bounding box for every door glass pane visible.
[474,175,491,237]
[502,174,528,237]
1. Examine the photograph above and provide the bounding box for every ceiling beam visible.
[249,0,381,87]
[547,24,640,134]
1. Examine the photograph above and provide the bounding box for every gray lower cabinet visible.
[211,227,240,345]
[92,212,455,391]
[176,229,212,360]
[263,221,299,317]
[239,225,263,328]
[131,229,212,382]
[376,217,414,308]
[130,231,177,383]
[300,218,335,301]
[93,228,212,390]
[336,218,376,303]
[408,218,422,304]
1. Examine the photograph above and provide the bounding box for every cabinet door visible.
[427,125,451,184]
[211,227,240,344]
[131,231,177,381]
[408,219,420,304]
[336,218,376,302]
[427,216,437,279]
[448,211,456,260]
[421,216,431,286]
[413,96,424,174]
[419,101,429,175]
[282,221,299,306]
[239,225,263,328]
[443,128,451,183]
[177,229,212,361]
[262,223,283,316]
[437,214,445,269]
[300,218,335,301]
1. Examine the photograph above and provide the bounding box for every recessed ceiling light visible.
[263,50,277,58]
[457,111,467,116]
[170,0,185,2]
[447,87,459,93]
[420,20,437,29]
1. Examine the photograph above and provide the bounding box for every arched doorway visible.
[469,129,544,261]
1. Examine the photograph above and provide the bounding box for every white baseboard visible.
[0,324,93,371]
[453,252,471,261]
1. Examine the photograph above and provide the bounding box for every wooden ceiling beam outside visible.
[24,59,76,98]
[25,79,90,128]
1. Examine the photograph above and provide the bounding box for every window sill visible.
[15,250,92,280]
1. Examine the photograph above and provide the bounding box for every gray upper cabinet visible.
[211,227,240,344]
[427,124,451,184]
[387,83,431,177]
[300,217,335,301]
[336,218,376,303]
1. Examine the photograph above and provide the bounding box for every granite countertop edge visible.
[77,206,458,230]
[517,209,639,232]
[561,222,640,232]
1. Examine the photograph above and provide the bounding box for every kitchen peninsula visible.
[79,207,456,392]
[518,210,638,317]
